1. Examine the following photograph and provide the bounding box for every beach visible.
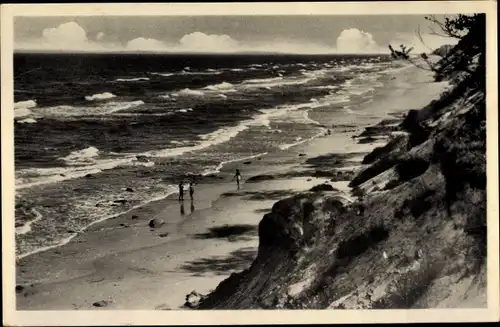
[15,64,450,310]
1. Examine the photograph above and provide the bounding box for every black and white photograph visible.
[2,1,498,325]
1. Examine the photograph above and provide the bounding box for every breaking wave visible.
[85,92,117,101]
[60,146,100,165]
[114,77,150,82]
[32,100,145,117]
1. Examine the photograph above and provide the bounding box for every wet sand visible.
[15,65,449,310]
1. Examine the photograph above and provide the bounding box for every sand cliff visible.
[193,45,487,309]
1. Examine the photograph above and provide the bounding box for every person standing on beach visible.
[234,169,242,190]
[189,181,195,200]
[178,181,184,201]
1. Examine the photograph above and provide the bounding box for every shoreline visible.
[16,150,272,260]
[15,64,448,310]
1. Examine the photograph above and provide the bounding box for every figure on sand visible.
[178,181,184,201]
[234,169,242,190]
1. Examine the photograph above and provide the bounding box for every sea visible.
[13,53,407,257]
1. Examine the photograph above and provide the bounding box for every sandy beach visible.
[15,64,449,310]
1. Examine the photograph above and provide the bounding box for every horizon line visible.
[14,49,392,56]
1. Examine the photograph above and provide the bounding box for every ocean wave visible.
[15,108,33,118]
[173,88,205,97]
[16,154,145,189]
[14,100,37,110]
[16,187,177,259]
[60,146,100,165]
[243,77,283,84]
[177,108,194,113]
[115,77,150,82]
[144,101,315,158]
[16,208,43,235]
[14,100,37,118]
[16,118,37,124]
[85,92,117,101]
[203,81,236,92]
[150,72,175,77]
[201,152,268,176]
[33,100,145,117]
[150,70,224,77]
[278,127,327,151]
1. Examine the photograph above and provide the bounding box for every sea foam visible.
[17,118,37,124]
[14,100,37,118]
[60,146,100,165]
[115,77,150,82]
[85,92,117,101]
[14,100,37,110]
[203,81,236,92]
[34,100,145,117]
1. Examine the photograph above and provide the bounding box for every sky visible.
[14,15,459,54]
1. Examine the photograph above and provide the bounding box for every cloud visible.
[179,32,239,52]
[16,22,118,52]
[20,22,448,55]
[41,22,88,49]
[336,28,381,54]
[126,37,169,51]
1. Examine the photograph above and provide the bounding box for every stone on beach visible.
[149,218,164,228]
[16,285,24,293]
[184,291,206,308]
[92,300,110,307]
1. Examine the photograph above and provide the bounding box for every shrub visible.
[309,184,335,192]
[395,158,430,182]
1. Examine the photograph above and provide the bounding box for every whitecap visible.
[16,155,139,190]
[15,208,43,235]
[14,100,37,110]
[85,92,116,101]
[176,88,205,97]
[203,82,235,92]
[17,118,37,124]
[34,100,144,117]
[14,108,33,118]
[244,77,283,84]
[150,72,175,77]
[114,77,150,82]
[60,146,100,165]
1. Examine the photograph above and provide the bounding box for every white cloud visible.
[179,32,239,53]
[19,22,449,55]
[126,37,169,51]
[39,22,88,50]
[16,22,119,52]
[336,28,381,54]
